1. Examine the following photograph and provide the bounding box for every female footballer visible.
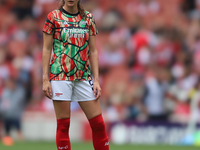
[42,0,109,150]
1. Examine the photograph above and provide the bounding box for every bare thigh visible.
[53,101,71,119]
[79,100,102,120]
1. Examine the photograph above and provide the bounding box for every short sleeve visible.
[43,12,55,35]
[89,15,98,36]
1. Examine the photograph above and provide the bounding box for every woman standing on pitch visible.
[42,0,109,150]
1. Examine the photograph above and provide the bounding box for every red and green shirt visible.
[43,8,98,81]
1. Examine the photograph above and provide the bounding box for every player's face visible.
[66,0,79,7]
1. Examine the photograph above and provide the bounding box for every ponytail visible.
[77,1,87,20]
[59,0,65,9]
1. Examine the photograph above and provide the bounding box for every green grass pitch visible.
[0,142,200,150]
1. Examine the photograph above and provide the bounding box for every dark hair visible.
[59,0,86,19]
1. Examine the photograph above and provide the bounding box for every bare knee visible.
[57,115,71,120]
[79,100,102,120]
[53,101,71,119]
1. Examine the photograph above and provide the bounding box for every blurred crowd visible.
[0,0,200,132]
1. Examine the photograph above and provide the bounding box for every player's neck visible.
[63,5,78,14]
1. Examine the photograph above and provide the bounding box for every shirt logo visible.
[63,21,68,25]
[105,142,109,146]
[80,20,87,25]
[63,28,88,38]
[55,93,63,97]
[58,145,68,149]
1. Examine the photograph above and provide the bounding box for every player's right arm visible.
[42,33,53,99]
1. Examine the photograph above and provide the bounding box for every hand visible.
[93,81,101,100]
[43,80,52,99]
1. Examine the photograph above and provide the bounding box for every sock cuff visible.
[89,114,104,125]
[57,118,70,125]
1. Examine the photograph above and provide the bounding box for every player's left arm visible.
[89,36,101,100]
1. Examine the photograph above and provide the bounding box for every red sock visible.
[89,114,109,150]
[56,118,71,150]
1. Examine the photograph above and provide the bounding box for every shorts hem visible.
[72,98,96,102]
[52,98,95,101]
[52,98,71,101]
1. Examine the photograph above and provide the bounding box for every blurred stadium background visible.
[1,0,200,149]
